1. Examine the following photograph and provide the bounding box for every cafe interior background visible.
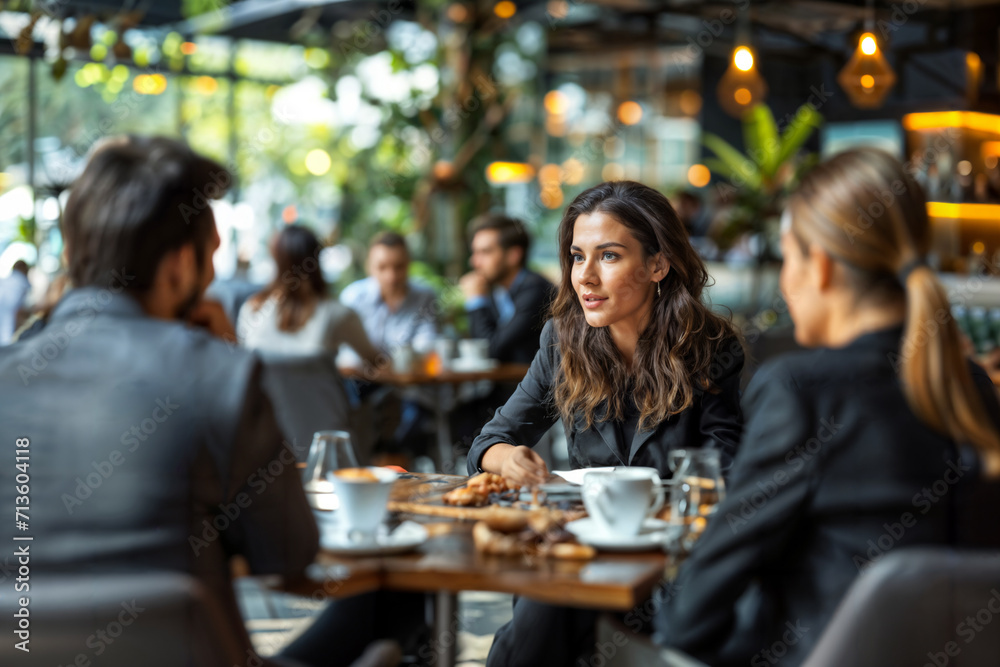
[3,0,1000,661]
[1,0,999,366]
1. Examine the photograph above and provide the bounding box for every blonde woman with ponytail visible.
[657,148,1000,667]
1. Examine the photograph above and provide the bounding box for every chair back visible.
[804,548,1000,667]
[259,353,357,463]
[0,572,249,667]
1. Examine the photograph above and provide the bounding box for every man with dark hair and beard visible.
[0,136,414,667]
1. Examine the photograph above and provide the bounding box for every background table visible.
[340,364,531,472]
[285,474,671,667]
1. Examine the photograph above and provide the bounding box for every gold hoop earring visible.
[657,282,661,297]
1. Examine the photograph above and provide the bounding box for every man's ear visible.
[808,243,835,291]
[157,243,198,294]
[507,245,525,269]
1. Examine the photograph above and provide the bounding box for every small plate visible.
[320,521,428,557]
[565,518,677,552]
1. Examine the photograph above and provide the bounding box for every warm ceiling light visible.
[837,32,895,109]
[717,45,766,118]
[485,161,535,185]
[617,101,643,125]
[493,1,516,19]
[687,164,711,188]
[860,33,877,55]
[734,47,754,72]
[926,202,1000,222]
[903,111,1000,136]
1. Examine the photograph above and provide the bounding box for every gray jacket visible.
[0,287,318,649]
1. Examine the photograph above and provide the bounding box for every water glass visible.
[302,430,358,511]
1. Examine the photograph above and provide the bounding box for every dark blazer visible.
[0,288,319,655]
[467,320,745,476]
[657,326,1000,666]
[467,269,556,364]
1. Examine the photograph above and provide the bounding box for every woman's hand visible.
[487,444,549,487]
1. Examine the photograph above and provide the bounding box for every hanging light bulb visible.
[717,44,767,118]
[838,1,896,109]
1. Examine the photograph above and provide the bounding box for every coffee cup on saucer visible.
[328,467,399,543]
[581,467,664,538]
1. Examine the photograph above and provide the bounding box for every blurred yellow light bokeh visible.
[494,1,517,19]
[617,101,643,126]
[486,162,535,184]
[305,149,332,176]
[687,164,711,188]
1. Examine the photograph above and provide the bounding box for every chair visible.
[803,548,1000,667]
[0,572,247,667]
[258,353,366,463]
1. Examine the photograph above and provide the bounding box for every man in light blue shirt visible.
[340,232,438,363]
[340,232,439,464]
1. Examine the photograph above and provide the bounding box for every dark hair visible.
[11,260,29,275]
[62,135,230,292]
[552,181,739,432]
[247,225,327,332]
[370,231,408,253]
[468,213,530,266]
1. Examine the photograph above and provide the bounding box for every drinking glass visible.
[302,430,358,511]
[667,449,726,551]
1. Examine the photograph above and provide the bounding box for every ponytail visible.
[788,147,1000,479]
[900,265,1000,477]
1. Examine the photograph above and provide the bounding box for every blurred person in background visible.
[0,259,31,344]
[459,213,555,365]
[657,148,1000,666]
[237,225,382,366]
[340,231,438,466]
[340,231,437,359]
[453,214,557,451]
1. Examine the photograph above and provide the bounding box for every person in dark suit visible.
[459,213,556,364]
[656,148,1000,666]
[0,136,416,667]
[465,181,745,667]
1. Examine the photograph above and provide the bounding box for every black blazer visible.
[657,326,1000,666]
[467,320,745,476]
[467,269,556,364]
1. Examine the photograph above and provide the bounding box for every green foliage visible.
[703,102,823,254]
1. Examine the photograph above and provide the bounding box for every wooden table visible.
[286,474,671,667]
[340,364,531,473]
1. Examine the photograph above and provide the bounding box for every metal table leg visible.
[435,384,455,473]
[431,589,458,667]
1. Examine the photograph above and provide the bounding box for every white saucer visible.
[449,357,499,373]
[320,521,428,557]
[565,518,676,552]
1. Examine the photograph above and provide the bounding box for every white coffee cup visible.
[458,338,490,361]
[433,338,456,371]
[328,467,398,542]
[391,344,415,373]
[582,467,664,538]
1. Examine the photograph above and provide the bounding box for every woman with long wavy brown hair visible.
[657,148,1000,666]
[466,180,745,667]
